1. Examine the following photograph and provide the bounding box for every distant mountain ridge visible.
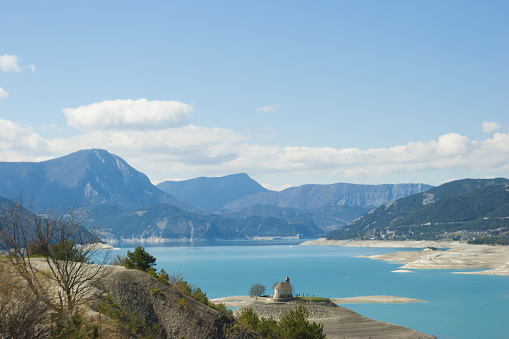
[217,203,373,233]
[223,182,433,210]
[85,203,323,243]
[0,149,193,211]
[326,178,509,240]
[157,173,268,211]
[0,194,100,244]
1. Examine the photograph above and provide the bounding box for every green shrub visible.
[158,269,169,283]
[278,306,325,338]
[177,297,188,309]
[52,241,87,263]
[237,305,325,338]
[151,285,162,295]
[124,246,156,272]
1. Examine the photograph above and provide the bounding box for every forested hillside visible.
[326,178,509,241]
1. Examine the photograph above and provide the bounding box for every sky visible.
[1,1,508,190]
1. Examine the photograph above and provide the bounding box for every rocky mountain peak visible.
[0,149,192,211]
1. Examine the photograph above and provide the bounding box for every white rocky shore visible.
[301,238,509,276]
[77,243,120,251]
[300,238,462,248]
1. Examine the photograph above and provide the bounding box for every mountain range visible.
[326,178,509,241]
[0,149,435,242]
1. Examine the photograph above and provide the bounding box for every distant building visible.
[274,276,293,299]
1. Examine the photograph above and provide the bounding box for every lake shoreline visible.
[210,295,426,307]
[301,238,509,276]
[300,238,463,248]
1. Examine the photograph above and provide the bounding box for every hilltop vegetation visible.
[327,178,509,241]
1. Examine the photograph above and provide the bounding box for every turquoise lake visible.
[115,241,509,339]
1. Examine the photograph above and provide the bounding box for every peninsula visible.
[301,239,509,276]
[210,297,435,339]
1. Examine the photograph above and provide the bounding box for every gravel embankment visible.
[236,301,348,320]
[236,301,436,339]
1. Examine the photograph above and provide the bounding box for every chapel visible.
[273,276,293,299]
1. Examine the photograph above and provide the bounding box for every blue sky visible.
[1,1,508,189]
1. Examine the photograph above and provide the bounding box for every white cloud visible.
[256,104,283,112]
[0,54,21,72]
[482,121,501,133]
[219,132,508,181]
[63,99,194,131]
[0,88,7,101]
[435,133,470,156]
[261,183,292,191]
[0,119,51,161]
[0,54,36,73]
[47,124,246,163]
[1,114,508,186]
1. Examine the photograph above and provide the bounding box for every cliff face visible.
[224,183,433,210]
[97,267,232,338]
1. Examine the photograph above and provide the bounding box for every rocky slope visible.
[96,266,233,338]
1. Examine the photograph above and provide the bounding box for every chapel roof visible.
[274,281,292,289]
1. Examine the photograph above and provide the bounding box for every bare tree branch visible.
[0,258,52,339]
[0,197,111,329]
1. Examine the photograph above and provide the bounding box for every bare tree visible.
[168,271,185,286]
[0,197,110,329]
[0,258,52,339]
[249,283,266,297]
[110,253,126,266]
